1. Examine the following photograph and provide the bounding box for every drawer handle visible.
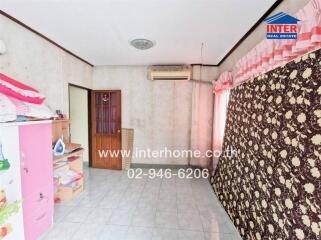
[37,193,45,202]
[36,213,46,221]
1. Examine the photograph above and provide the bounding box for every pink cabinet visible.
[0,124,25,240]
[0,121,53,240]
[19,122,53,240]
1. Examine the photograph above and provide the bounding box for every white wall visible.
[0,14,93,115]
[93,66,196,165]
[69,86,89,162]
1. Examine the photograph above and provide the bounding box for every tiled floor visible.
[40,167,242,240]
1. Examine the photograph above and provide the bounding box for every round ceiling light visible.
[130,39,154,50]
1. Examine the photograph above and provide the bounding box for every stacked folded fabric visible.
[54,169,83,186]
[0,73,53,122]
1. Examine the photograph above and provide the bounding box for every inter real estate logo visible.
[265,12,300,39]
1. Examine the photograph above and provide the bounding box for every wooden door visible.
[91,90,122,170]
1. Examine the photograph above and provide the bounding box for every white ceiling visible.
[0,0,276,66]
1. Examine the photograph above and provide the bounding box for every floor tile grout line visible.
[47,168,241,239]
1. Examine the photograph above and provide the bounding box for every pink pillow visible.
[0,73,45,104]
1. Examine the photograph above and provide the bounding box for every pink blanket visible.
[0,73,45,104]
[0,93,53,122]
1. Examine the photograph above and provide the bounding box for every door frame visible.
[68,83,92,166]
[90,90,122,170]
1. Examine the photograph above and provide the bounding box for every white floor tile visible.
[152,228,180,240]
[46,167,242,240]
[131,208,156,227]
[157,199,177,212]
[155,211,179,229]
[178,212,203,231]
[178,230,205,240]
[62,207,92,223]
[85,207,113,224]
[108,208,135,226]
[99,194,122,208]
[71,223,103,240]
[136,199,158,211]
[77,193,105,208]
[98,225,129,240]
[177,200,199,214]
[204,231,241,240]
[40,222,80,240]
[126,226,153,240]
[53,205,75,223]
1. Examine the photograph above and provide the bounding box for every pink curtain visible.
[212,72,232,170]
[212,71,233,92]
[212,90,230,170]
[234,0,321,85]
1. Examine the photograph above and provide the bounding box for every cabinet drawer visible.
[23,186,53,219]
[23,206,53,240]
[23,186,53,240]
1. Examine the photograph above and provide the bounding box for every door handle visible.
[117,129,121,133]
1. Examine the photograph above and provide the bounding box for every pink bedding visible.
[9,96,53,119]
[0,91,53,123]
[0,93,16,122]
[0,73,45,104]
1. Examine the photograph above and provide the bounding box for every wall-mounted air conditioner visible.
[148,65,192,81]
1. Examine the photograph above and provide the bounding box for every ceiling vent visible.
[148,65,192,81]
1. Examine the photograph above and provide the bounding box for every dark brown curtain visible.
[211,48,321,240]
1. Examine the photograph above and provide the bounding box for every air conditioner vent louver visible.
[148,65,191,81]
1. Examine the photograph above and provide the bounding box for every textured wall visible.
[0,14,93,115]
[93,66,193,165]
[212,48,321,240]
